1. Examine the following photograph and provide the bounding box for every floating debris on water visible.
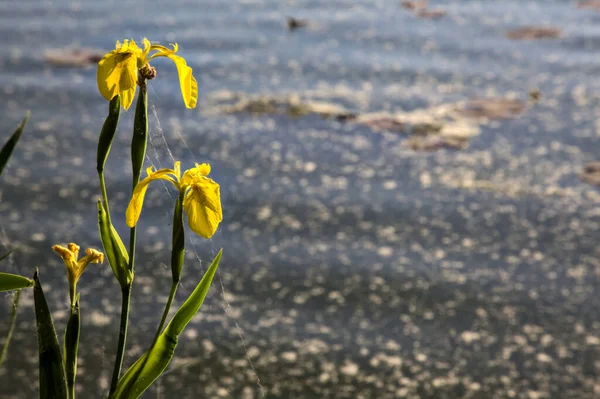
[205,91,351,118]
[416,9,447,19]
[457,98,527,120]
[577,1,600,10]
[400,0,427,10]
[359,118,407,133]
[529,88,541,103]
[206,91,536,151]
[401,0,446,19]
[287,17,309,31]
[44,47,105,67]
[406,135,468,151]
[579,162,600,186]
[505,26,562,40]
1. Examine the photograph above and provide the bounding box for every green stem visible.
[152,281,178,345]
[128,83,148,278]
[64,299,80,399]
[98,171,112,225]
[152,192,185,343]
[109,285,131,394]
[0,290,21,368]
[96,96,121,226]
[109,83,148,394]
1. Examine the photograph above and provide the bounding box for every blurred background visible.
[2,0,600,398]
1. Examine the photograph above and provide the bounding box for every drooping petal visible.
[183,178,222,238]
[148,43,175,54]
[146,42,197,108]
[125,167,180,227]
[165,53,198,108]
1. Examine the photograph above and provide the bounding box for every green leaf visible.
[33,269,68,399]
[64,296,80,399]
[0,249,14,263]
[165,249,223,337]
[0,112,29,177]
[0,272,33,292]
[111,249,223,399]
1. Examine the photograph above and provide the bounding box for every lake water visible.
[2,0,600,398]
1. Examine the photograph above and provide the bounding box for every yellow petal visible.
[142,38,152,63]
[166,53,198,108]
[149,43,175,54]
[97,49,139,110]
[173,161,181,181]
[181,162,211,189]
[67,243,80,260]
[52,244,76,265]
[96,39,142,109]
[125,167,180,227]
[195,163,210,176]
[146,42,197,108]
[183,178,222,238]
[76,248,104,279]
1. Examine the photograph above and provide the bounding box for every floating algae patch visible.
[204,91,352,119]
[205,91,540,152]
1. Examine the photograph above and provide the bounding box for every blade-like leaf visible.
[0,112,29,176]
[111,249,222,399]
[0,249,14,263]
[0,272,33,292]
[34,269,68,399]
[165,249,222,338]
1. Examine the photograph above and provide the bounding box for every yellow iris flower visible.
[97,38,198,110]
[52,243,104,306]
[126,162,222,239]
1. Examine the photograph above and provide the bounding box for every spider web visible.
[143,97,265,398]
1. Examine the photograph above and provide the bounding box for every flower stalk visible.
[110,77,149,395]
[0,290,21,369]
[153,191,186,343]
[64,297,80,399]
[97,96,121,224]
